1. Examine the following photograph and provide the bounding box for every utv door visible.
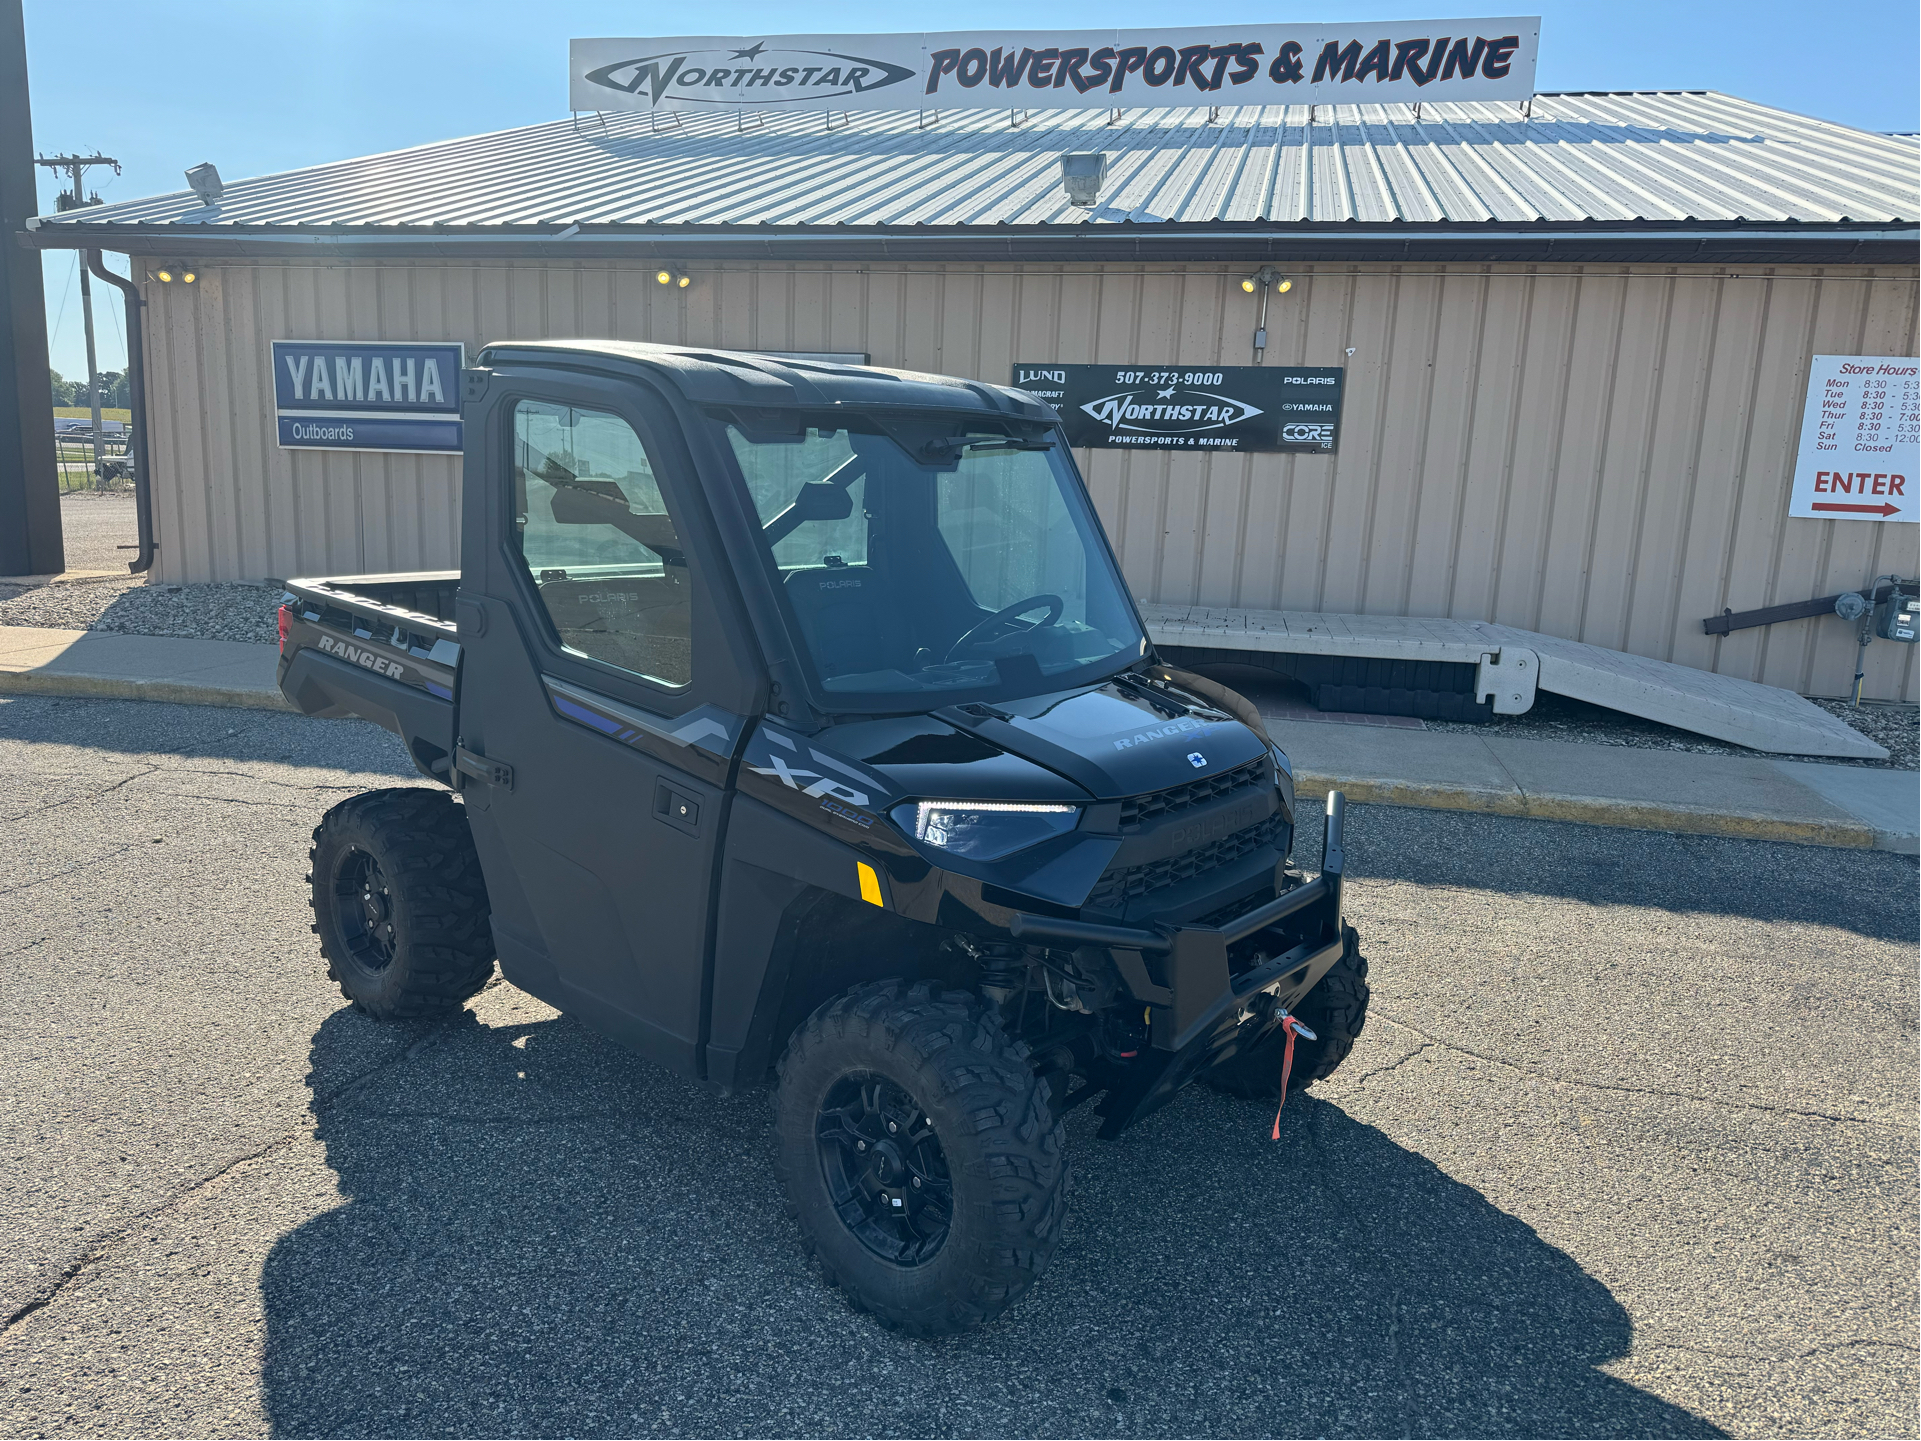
[452,370,759,1076]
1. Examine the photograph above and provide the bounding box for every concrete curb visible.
[1289,772,1884,850]
[0,669,1903,854]
[0,670,295,713]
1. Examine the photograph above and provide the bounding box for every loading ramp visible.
[1143,604,1887,761]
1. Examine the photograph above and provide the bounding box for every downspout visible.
[82,249,154,573]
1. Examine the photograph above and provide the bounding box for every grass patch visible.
[54,406,133,423]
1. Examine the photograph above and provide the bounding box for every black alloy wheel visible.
[815,1074,953,1266]
[334,848,398,972]
[308,788,496,1021]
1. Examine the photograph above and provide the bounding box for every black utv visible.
[277,341,1370,1335]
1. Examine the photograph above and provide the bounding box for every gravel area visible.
[0,575,281,645]
[55,492,138,572]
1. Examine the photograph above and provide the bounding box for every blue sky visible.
[28,0,1920,379]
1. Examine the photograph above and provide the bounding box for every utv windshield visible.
[723,414,1146,709]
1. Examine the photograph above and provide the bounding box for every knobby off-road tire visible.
[309,788,494,1021]
[773,980,1067,1335]
[1203,925,1371,1099]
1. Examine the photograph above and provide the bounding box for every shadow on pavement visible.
[259,1008,1722,1439]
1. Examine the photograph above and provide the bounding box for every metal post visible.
[0,0,63,576]
[79,260,101,485]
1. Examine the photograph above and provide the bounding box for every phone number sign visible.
[1012,363,1344,453]
[1789,355,1919,523]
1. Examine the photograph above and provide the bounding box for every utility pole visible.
[35,154,118,487]
[0,0,62,576]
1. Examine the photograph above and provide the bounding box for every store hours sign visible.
[1013,363,1345,453]
[1789,355,1919,522]
[272,341,465,454]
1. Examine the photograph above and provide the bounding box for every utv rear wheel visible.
[309,788,494,1021]
[773,980,1067,1335]
[1203,925,1370,1099]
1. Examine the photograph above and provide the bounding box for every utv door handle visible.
[454,745,514,790]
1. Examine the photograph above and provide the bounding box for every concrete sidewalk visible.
[0,623,1913,853]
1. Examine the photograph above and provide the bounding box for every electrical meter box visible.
[1874,591,1919,643]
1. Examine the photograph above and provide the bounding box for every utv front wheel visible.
[1203,925,1371,1099]
[773,981,1066,1335]
[309,788,494,1021]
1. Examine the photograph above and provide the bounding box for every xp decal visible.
[1014,364,1345,454]
[571,22,1539,116]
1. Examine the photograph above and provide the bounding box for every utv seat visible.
[782,565,915,681]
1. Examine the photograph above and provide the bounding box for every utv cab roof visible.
[477,340,1058,425]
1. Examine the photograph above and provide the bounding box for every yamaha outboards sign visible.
[1013,364,1346,453]
[272,341,464,453]
[571,21,1539,116]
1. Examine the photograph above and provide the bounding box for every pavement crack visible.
[0,1019,467,1341]
[1371,1012,1902,1128]
[1637,1335,1920,1363]
[1350,1041,1435,1088]
[0,844,138,899]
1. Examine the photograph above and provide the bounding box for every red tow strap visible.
[1269,1013,1313,1141]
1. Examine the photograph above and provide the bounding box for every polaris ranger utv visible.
[279,341,1370,1335]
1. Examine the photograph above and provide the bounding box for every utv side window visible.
[512,399,693,689]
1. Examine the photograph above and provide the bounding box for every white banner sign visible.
[1789,356,1919,523]
[570,21,1539,116]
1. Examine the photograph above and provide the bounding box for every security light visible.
[152,266,196,284]
[1244,266,1291,294]
[655,267,693,289]
[1059,152,1107,208]
[655,268,673,285]
[185,162,223,205]
[182,270,197,284]
[676,271,691,289]
[154,268,173,283]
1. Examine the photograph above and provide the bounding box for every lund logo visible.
[317,634,406,680]
[583,43,916,108]
[1017,368,1066,385]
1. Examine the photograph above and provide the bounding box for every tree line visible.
[50,366,131,410]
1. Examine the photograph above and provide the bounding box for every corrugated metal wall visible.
[144,258,1919,700]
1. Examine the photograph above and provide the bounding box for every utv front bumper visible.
[1010,791,1351,1137]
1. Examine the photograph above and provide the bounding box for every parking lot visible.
[0,693,1913,1439]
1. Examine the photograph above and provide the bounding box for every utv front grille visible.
[1087,814,1286,911]
[1120,758,1267,829]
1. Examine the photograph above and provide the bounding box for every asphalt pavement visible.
[0,695,1914,1439]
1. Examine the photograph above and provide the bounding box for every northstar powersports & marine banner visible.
[570,20,1539,115]
[1013,364,1346,453]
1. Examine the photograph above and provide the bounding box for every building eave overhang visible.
[20,218,1920,267]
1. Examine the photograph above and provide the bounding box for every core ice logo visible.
[583,44,916,108]
[1281,422,1334,444]
[1080,387,1263,436]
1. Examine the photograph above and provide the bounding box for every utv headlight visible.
[894,800,1080,862]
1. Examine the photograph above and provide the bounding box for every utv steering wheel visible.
[944,594,1064,663]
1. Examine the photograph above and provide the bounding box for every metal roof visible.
[27,90,1919,264]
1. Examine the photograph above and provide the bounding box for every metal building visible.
[25,91,1920,699]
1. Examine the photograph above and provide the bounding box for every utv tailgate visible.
[278,574,462,782]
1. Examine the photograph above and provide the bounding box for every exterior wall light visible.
[151,266,197,284]
[654,267,692,289]
[1242,267,1290,363]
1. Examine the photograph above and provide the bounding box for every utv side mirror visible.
[763,480,855,547]
[549,481,684,564]
[549,480,629,523]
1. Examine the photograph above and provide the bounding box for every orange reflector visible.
[857,862,883,907]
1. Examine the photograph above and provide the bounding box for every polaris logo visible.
[583,43,916,108]
[317,633,406,680]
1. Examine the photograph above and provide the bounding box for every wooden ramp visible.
[1142,604,1887,761]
